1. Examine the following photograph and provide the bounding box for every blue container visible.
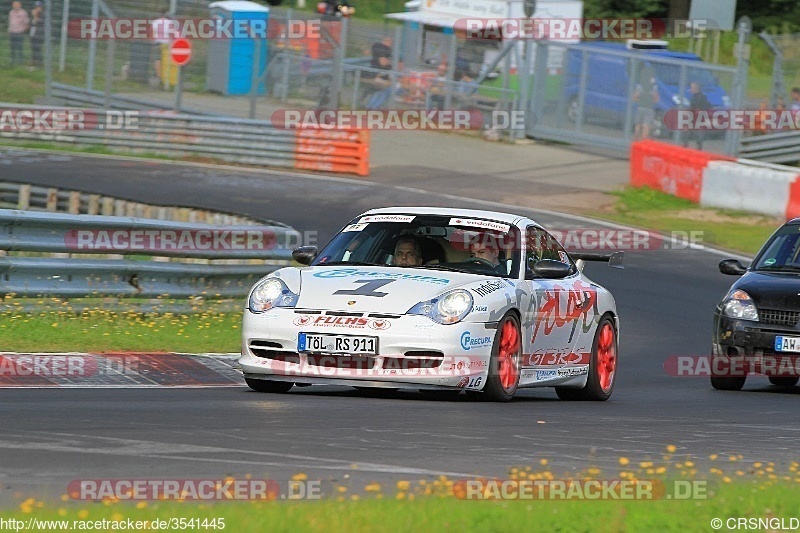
[207,1,269,95]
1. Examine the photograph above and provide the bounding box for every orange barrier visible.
[787,179,800,219]
[294,129,369,177]
[630,140,734,203]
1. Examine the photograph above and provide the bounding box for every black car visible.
[712,219,800,390]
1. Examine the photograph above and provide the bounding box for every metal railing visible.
[0,209,299,298]
[738,130,800,164]
[0,103,370,176]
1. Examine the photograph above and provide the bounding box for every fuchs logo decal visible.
[294,315,313,326]
[317,316,368,327]
[368,319,391,330]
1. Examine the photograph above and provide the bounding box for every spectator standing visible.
[29,1,42,68]
[363,36,393,109]
[8,1,30,67]
[791,88,800,113]
[683,81,712,150]
[633,74,659,140]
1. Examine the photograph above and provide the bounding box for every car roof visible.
[572,41,701,60]
[361,207,528,226]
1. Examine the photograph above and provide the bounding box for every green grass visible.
[0,300,242,352]
[593,186,780,255]
[3,478,800,531]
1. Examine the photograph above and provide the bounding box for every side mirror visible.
[719,258,747,276]
[292,246,318,266]
[531,259,572,279]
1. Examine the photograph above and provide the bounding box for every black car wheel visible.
[709,355,746,391]
[768,376,799,387]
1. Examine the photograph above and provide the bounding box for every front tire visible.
[709,355,746,391]
[556,315,617,401]
[482,313,522,402]
[245,377,293,393]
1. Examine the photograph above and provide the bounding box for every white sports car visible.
[240,207,622,401]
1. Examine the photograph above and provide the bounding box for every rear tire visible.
[245,378,293,393]
[555,315,617,401]
[768,376,799,387]
[482,313,522,402]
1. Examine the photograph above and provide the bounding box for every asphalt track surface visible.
[0,148,796,503]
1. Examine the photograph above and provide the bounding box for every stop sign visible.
[169,39,192,66]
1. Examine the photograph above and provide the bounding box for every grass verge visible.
[0,299,241,353]
[589,186,782,256]
[3,478,799,531]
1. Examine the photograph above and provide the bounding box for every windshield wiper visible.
[414,264,473,273]
[317,261,376,266]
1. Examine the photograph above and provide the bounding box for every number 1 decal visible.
[334,279,395,297]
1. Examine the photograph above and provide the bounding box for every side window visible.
[525,226,574,279]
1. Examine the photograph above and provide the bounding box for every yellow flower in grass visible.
[396,480,410,491]
[619,457,630,466]
[666,445,676,453]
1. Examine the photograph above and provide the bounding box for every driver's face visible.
[469,243,499,265]
[394,242,422,266]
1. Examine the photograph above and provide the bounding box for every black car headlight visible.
[408,289,473,324]
[721,289,759,321]
[248,278,299,313]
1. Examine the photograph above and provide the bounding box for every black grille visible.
[760,309,800,327]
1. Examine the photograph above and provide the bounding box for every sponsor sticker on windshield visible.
[358,215,416,224]
[342,223,369,232]
[449,218,510,233]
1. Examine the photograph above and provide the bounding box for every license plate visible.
[298,333,378,355]
[775,336,800,353]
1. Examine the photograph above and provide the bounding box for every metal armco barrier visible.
[738,130,800,165]
[0,103,371,177]
[631,140,800,220]
[0,209,300,298]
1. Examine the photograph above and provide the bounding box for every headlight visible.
[248,277,299,313]
[408,289,474,324]
[721,289,758,321]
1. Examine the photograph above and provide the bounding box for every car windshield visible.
[311,214,520,278]
[649,62,718,88]
[753,225,800,272]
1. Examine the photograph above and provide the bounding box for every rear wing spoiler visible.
[570,251,624,270]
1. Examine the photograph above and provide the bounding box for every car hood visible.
[294,266,500,313]
[731,271,800,310]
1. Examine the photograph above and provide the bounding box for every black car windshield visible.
[311,214,520,278]
[753,225,800,271]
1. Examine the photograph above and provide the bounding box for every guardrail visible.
[49,83,216,116]
[0,181,260,224]
[738,130,800,165]
[0,209,299,298]
[0,103,370,177]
